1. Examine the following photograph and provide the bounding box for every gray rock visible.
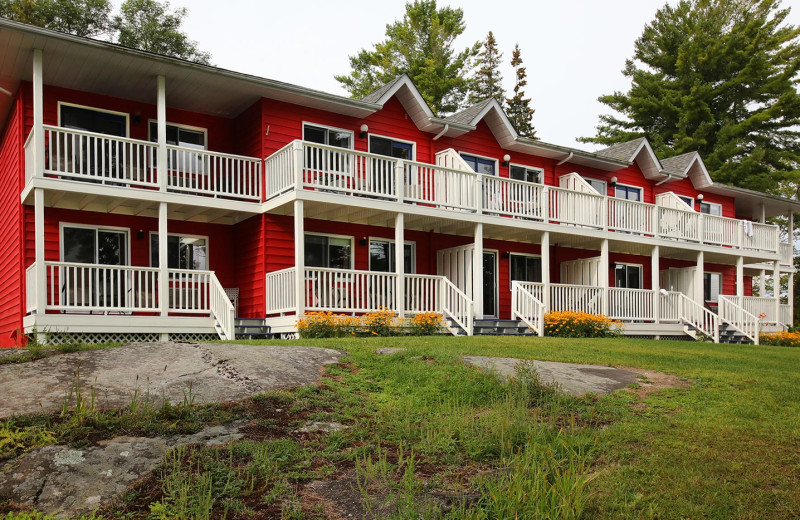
[375,347,405,355]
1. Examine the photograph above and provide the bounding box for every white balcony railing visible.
[547,186,605,229]
[511,281,545,336]
[658,206,701,242]
[724,295,783,326]
[719,295,758,344]
[25,263,36,314]
[549,284,604,314]
[405,160,477,211]
[166,145,261,201]
[265,267,297,315]
[405,274,441,314]
[482,176,544,220]
[608,198,654,235]
[780,242,793,266]
[608,288,655,321]
[659,291,682,322]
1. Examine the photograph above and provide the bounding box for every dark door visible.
[483,252,497,317]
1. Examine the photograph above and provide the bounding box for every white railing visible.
[405,274,441,313]
[166,145,261,201]
[559,172,600,194]
[44,261,160,312]
[702,214,740,247]
[482,176,544,220]
[26,263,36,314]
[42,125,158,187]
[659,291,682,322]
[441,277,473,335]
[679,293,720,342]
[658,206,700,242]
[719,295,758,344]
[780,242,793,266]
[780,304,792,327]
[265,267,297,314]
[511,281,545,336]
[725,295,780,325]
[742,222,778,253]
[167,269,211,313]
[302,142,398,199]
[405,160,477,211]
[607,198,654,235]
[209,272,235,340]
[608,288,654,321]
[547,187,604,228]
[305,267,397,312]
[549,284,604,314]
[434,148,474,172]
[264,142,296,199]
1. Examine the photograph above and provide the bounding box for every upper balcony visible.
[24,125,262,203]
[265,140,788,261]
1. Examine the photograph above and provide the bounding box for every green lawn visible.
[1,336,798,519]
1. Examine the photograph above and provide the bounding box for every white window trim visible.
[368,237,416,273]
[508,163,544,185]
[146,119,208,147]
[700,201,723,216]
[613,262,644,289]
[367,133,416,161]
[304,232,355,269]
[57,101,130,136]
[302,121,355,149]
[459,151,499,175]
[148,231,210,270]
[614,182,643,199]
[508,252,542,285]
[59,222,131,265]
[704,271,723,302]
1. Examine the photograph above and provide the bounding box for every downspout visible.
[432,124,449,141]
[656,172,678,186]
[553,151,573,183]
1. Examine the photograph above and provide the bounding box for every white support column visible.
[736,256,744,298]
[294,200,305,317]
[789,272,795,327]
[158,202,168,318]
[695,250,704,306]
[157,75,167,191]
[759,269,766,296]
[773,260,781,324]
[32,49,44,178]
[395,159,405,203]
[395,212,405,317]
[541,231,550,311]
[651,245,660,323]
[473,223,483,318]
[34,188,46,314]
[600,239,609,315]
[760,203,766,223]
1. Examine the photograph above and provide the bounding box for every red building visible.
[0,20,796,346]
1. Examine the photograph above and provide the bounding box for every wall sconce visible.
[359,124,368,139]
[137,229,144,239]
[609,176,618,187]
[359,237,368,246]
[501,251,510,259]
[502,154,511,167]
[697,193,704,201]
[133,111,142,125]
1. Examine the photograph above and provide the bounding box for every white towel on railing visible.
[743,220,754,237]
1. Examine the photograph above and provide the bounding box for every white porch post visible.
[157,75,167,191]
[759,269,766,296]
[34,188,46,314]
[32,49,44,179]
[541,231,550,311]
[158,202,168,319]
[473,223,483,318]
[789,272,795,326]
[651,245,660,323]
[600,239,609,315]
[294,200,305,317]
[736,256,744,298]
[695,251,704,306]
[773,260,781,324]
[395,212,405,317]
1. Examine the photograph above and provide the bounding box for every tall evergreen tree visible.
[334,0,480,115]
[506,43,536,139]
[580,0,800,193]
[468,31,505,105]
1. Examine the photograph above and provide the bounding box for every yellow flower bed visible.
[297,309,443,338]
[759,331,800,348]
[544,311,623,338]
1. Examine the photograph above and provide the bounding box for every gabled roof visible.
[596,138,647,162]
[361,76,406,104]
[442,98,497,126]
[360,75,437,132]
[597,138,663,179]
[661,151,713,188]
[660,152,698,175]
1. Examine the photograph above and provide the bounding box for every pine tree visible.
[505,43,536,139]
[468,31,505,105]
[580,0,800,193]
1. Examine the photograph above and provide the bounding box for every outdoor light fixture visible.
[502,154,511,167]
[501,251,510,259]
[697,193,704,201]
[359,237,368,246]
[359,124,368,138]
[137,229,144,239]
[610,176,618,186]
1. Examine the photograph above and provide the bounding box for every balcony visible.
[25,125,262,202]
[264,141,785,257]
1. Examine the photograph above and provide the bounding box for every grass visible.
[0,335,798,519]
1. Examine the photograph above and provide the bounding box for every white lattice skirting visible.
[28,331,220,345]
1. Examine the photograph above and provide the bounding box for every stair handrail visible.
[718,295,760,345]
[209,272,235,340]
[440,277,473,336]
[511,281,545,336]
[679,293,720,343]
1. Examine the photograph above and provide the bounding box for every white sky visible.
[171,0,800,152]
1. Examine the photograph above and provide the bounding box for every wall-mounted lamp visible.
[133,111,142,125]
[359,237,368,246]
[502,154,511,167]
[359,124,369,139]
[501,251,510,259]
[137,229,144,240]
[697,193,704,201]
[609,176,618,187]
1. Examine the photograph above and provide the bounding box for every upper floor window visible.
[583,177,606,195]
[509,165,542,184]
[303,123,353,149]
[369,136,413,160]
[700,201,722,216]
[60,103,127,137]
[615,184,642,202]
[678,195,694,208]
[150,233,208,270]
[149,122,206,151]
[305,234,352,270]
[459,153,496,175]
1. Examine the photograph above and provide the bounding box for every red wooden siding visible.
[0,95,24,347]
[234,215,265,318]
[656,177,735,218]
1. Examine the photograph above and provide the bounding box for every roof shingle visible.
[595,137,646,162]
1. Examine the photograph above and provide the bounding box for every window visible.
[304,234,352,269]
[62,225,128,265]
[678,195,694,208]
[583,177,606,195]
[614,264,642,288]
[149,122,206,174]
[699,201,722,216]
[61,225,129,308]
[369,240,414,273]
[303,124,352,149]
[615,185,642,202]
[460,153,496,175]
[509,165,542,184]
[369,136,413,160]
[704,272,721,302]
[150,234,208,270]
[510,254,542,283]
[60,104,127,137]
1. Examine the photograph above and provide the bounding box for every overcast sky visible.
[171,0,799,152]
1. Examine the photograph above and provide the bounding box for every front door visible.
[483,252,497,318]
